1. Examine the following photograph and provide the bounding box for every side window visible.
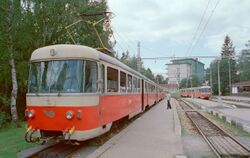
[120,71,127,93]
[107,67,118,92]
[84,61,98,93]
[127,74,132,93]
[133,77,137,93]
[146,82,149,93]
[137,79,141,93]
[101,64,105,93]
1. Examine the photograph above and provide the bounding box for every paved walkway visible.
[216,96,250,104]
[185,98,250,132]
[87,99,185,158]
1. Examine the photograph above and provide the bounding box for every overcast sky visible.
[108,0,250,77]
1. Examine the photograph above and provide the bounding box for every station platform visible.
[184,98,250,133]
[215,96,250,104]
[87,99,185,158]
[211,98,250,108]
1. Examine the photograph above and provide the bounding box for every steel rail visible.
[186,112,222,158]
[180,99,250,157]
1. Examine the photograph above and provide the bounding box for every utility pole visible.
[186,65,188,88]
[137,41,142,71]
[228,57,232,95]
[210,65,213,93]
[217,60,221,97]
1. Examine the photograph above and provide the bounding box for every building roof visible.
[171,58,205,65]
[232,81,250,87]
[165,63,191,65]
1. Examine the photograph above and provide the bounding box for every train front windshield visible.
[28,60,98,93]
[201,87,211,93]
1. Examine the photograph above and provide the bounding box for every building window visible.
[120,71,127,93]
[107,67,118,92]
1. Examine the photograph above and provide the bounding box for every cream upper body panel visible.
[30,44,158,88]
[31,44,99,62]
[26,94,99,106]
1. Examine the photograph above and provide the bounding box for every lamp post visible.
[210,65,213,93]
[228,57,232,95]
[217,59,221,97]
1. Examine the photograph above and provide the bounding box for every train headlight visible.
[25,109,35,118]
[66,111,74,120]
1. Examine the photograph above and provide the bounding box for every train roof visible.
[30,44,158,87]
[31,44,99,61]
[180,86,211,90]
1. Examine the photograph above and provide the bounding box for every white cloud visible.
[108,0,250,72]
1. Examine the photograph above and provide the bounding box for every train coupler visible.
[25,127,44,144]
[64,126,79,145]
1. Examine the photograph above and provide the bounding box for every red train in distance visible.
[25,44,165,144]
[180,86,212,99]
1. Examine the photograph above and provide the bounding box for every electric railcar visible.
[25,44,164,143]
[180,86,212,99]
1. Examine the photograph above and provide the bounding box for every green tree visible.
[209,35,238,95]
[123,54,138,70]
[220,35,237,95]
[0,0,22,126]
[141,68,155,81]
[155,74,167,84]
[238,41,250,81]
[121,52,156,81]
[179,75,201,89]
[0,0,113,126]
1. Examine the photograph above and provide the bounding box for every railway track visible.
[24,142,84,158]
[179,99,250,158]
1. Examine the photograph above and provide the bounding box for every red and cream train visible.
[180,86,212,99]
[25,44,165,143]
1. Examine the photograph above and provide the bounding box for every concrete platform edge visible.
[209,110,250,133]
[173,98,182,136]
[185,99,250,133]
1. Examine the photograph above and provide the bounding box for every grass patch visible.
[205,112,250,137]
[0,121,36,158]
[171,91,180,99]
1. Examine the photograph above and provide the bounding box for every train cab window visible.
[120,71,127,93]
[107,67,118,92]
[84,61,98,93]
[28,60,100,93]
[127,74,132,93]
[207,88,211,92]
[133,77,137,93]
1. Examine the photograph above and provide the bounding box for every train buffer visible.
[87,99,186,158]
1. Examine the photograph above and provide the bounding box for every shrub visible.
[0,111,10,128]
[0,96,10,128]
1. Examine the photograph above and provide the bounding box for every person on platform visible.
[166,91,171,109]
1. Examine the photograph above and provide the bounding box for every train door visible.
[99,63,105,125]
[141,79,144,111]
